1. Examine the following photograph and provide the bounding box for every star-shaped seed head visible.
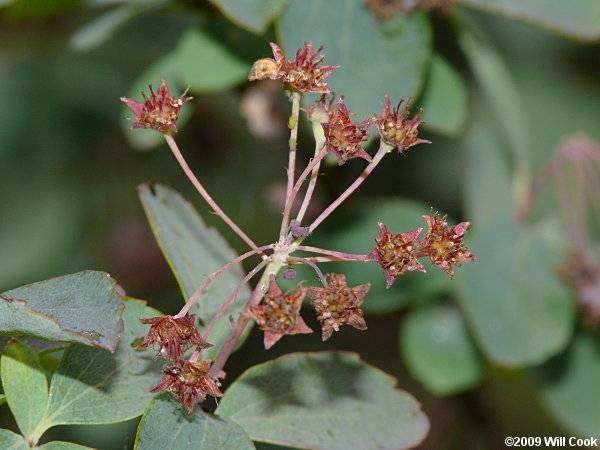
[376,95,430,152]
[417,211,476,279]
[150,360,223,413]
[306,273,370,341]
[249,42,339,94]
[137,314,211,362]
[366,222,425,288]
[246,278,312,349]
[120,80,192,133]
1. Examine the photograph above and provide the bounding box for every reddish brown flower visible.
[306,273,370,341]
[246,278,312,349]
[151,360,223,413]
[120,80,192,133]
[322,99,375,165]
[306,94,336,124]
[249,42,339,94]
[558,252,600,325]
[138,314,211,362]
[366,222,425,288]
[376,95,430,152]
[417,211,476,279]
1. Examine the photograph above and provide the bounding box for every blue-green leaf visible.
[217,352,429,449]
[135,394,255,449]
[0,429,28,450]
[1,340,48,438]
[208,0,288,34]
[1,271,125,353]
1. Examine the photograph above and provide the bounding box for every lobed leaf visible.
[457,0,600,42]
[0,271,125,353]
[139,183,252,359]
[135,394,255,450]
[207,0,288,34]
[0,340,48,438]
[216,352,429,450]
[278,0,431,120]
[401,304,482,395]
[38,298,162,431]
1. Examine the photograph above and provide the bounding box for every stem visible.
[279,146,328,237]
[174,244,274,318]
[279,92,302,238]
[209,257,286,377]
[308,142,393,233]
[202,258,271,340]
[296,122,326,223]
[286,256,326,286]
[163,132,261,253]
[295,245,368,261]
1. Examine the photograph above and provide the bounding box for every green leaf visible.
[217,352,429,450]
[420,54,468,137]
[175,22,266,93]
[0,429,28,450]
[3,0,82,20]
[0,271,125,353]
[37,298,162,432]
[135,393,255,449]
[460,108,574,367]
[38,442,95,449]
[457,0,600,42]
[278,0,431,120]
[0,340,48,438]
[401,304,482,395]
[0,395,5,406]
[208,0,288,34]
[139,183,252,359]
[120,55,193,150]
[313,197,453,314]
[532,332,600,438]
[69,4,139,52]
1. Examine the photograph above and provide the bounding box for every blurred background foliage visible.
[1,0,600,448]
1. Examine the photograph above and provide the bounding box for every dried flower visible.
[417,211,476,279]
[376,95,430,152]
[138,314,211,362]
[366,222,425,288]
[306,94,336,123]
[121,80,192,133]
[249,42,339,94]
[322,99,375,165]
[306,273,370,341]
[246,278,312,349]
[151,360,223,413]
[558,252,600,325]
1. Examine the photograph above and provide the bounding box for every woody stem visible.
[163,132,263,254]
[307,142,393,234]
[174,244,274,319]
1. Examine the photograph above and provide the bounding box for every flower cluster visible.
[120,80,192,133]
[368,212,476,287]
[137,314,221,411]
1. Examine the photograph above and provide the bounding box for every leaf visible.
[69,4,139,52]
[311,197,454,314]
[0,340,48,438]
[0,271,125,353]
[0,395,5,406]
[460,117,574,366]
[120,55,193,151]
[36,298,162,432]
[278,0,431,120]
[0,429,28,450]
[3,0,81,20]
[457,0,600,42]
[175,22,267,93]
[420,54,468,137]
[532,331,600,438]
[139,183,252,359]
[216,352,429,450]
[38,442,95,449]
[208,0,288,34]
[135,393,255,449]
[400,304,482,395]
